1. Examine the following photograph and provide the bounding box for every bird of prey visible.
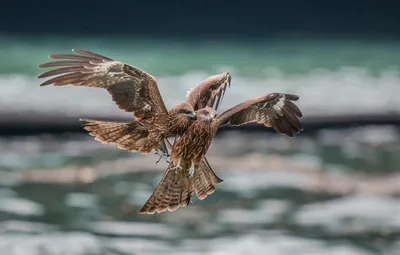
[37,49,231,165]
[139,93,303,214]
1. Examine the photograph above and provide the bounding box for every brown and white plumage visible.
[216,93,303,137]
[139,158,223,214]
[140,107,221,214]
[186,72,231,111]
[162,72,231,185]
[38,49,231,158]
[39,49,168,117]
[140,74,232,213]
[139,93,303,214]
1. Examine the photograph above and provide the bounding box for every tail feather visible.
[193,158,223,200]
[203,157,224,184]
[164,138,222,184]
[139,161,193,214]
[80,119,149,152]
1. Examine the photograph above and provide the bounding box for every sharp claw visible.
[154,150,170,164]
[155,155,162,164]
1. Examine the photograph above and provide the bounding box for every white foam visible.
[0,197,44,216]
[293,195,400,234]
[1,68,400,118]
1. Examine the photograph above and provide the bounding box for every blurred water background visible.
[1,35,400,119]
[1,1,400,255]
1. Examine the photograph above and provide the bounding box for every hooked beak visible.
[208,114,216,121]
[188,112,197,120]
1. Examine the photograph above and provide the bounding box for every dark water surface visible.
[0,126,400,255]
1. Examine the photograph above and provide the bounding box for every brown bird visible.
[139,93,303,214]
[37,49,231,165]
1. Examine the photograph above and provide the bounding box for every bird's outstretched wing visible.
[216,93,303,137]
[185,72,231,111]
[38,49,168,118]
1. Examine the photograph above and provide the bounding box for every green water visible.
[1,35,400,76]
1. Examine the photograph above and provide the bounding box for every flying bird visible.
[139,93,303,214]
[37,49,231,165]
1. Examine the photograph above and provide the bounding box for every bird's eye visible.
[204,111,208,115]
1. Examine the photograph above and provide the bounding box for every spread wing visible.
[215,93,303,137]
[185,72,231,111]
[38,49,168,118]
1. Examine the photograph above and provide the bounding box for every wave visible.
[0,67,399,118]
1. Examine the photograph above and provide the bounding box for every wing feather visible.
[186,72,231,111]
[216,93,303,137]
[38,49,168,117]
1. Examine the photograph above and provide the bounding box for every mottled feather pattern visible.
[171,120,215,162]
[164,139,224,199]
[38,49,306,215]
[139,161,194,214]
[139,155,223,214]
[139,112,224,214]
[193,160,222,200]
[201,157,224,184]
[186,72,231,111]
[38,49,168,116]
[217,93,303,137]
[80,119,149,152]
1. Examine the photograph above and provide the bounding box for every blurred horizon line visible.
[1,112,400,136]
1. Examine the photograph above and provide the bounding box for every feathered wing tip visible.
[193,158,223,200]
[38,49,115,87]
[266,93,303,137]
[79,119,149,152]
[139,161,193,214]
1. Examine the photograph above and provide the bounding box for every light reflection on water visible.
[0,126,399,255]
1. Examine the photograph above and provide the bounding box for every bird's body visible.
[170,108,217,166]
[139,93,304,214]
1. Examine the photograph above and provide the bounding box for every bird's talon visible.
[154,150,170,164]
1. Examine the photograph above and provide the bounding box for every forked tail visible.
[139,160,194,214]
[80,119,149,152]
[164,139,224,201]
[139,156,224,214]
[193,158,224,200]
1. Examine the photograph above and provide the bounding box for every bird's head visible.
[196,106,217,123]
[176,102,197,120]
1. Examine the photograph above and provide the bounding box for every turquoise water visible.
[1,35,400,118]
[1,35,400,76]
